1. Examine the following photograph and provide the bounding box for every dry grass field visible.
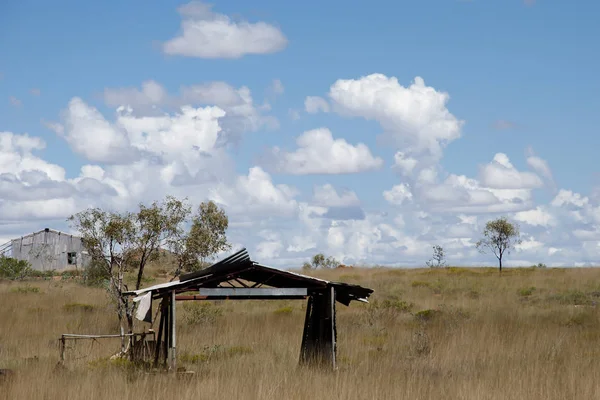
[2,266,600,399]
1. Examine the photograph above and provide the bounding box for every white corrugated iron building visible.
[3,228,90,272]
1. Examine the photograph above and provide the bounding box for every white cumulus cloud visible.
[162,1,287,59]
[265,128,383,175]
[383,184,413,205]
[479,153,543,190]
[327,74,463,161]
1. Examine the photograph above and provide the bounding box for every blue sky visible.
[1,0,599,267]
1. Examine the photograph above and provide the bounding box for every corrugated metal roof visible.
[12,228,83,241]
[124,248,373,305]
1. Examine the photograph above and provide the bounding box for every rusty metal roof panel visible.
[125,248,373,305]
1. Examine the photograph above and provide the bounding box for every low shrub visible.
[0,256,32,280]
[379,298,414,313]
[83,260,111,288]
[547,290,591,305]
[10,285,40,294]
[414,309,441,322]
[29,270,56,279]
[518,286,536,297]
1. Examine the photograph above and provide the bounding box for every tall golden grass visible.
[2,266,600,399]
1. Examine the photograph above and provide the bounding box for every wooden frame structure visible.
[123,249,373,371]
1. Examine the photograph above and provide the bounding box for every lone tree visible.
[476,217,521,273]
[426,245,447,268]
[302,253,339,270]
[68,196,230,352]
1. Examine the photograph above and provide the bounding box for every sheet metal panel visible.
[198,288,308,297]
[9,229,91,271]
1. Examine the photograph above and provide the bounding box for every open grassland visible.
[3,266,600,399]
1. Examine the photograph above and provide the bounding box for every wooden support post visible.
[162,296,170,368]
[153,298,166,368]
[169,290,177,371]
[298,287,337,370]
[327,285,337,370]
[299,296,313,365]
[60,335,65,362]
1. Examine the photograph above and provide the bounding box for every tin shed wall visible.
[10,230,88,271]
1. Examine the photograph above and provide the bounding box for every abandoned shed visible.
[123,248,374,370]
[0,228,90,271]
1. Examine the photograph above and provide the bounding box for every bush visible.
[0,256,32,280]
[83,260,111,288]
[414,309,441,322]
[371,296,414,313]
[380,298,414,313]
[518,286,536,297]
[29,270,56,279]
[548,290,591,305]
[10,285,40,294]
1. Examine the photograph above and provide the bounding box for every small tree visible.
[68,208,137,351]
[0,256,32,280]
[426,245,447,268]
[304,253,339,270]
[68,196,224,352]
[132,196,191,289]
[171,200,231,275]
[476,217,521,273]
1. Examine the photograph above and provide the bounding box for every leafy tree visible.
[68,208,137,349]
[68,196,230,351]
[426,245,447,268]
[0,256,32,280]
[476,217,522,273]
[304,253,339,270]
[171,200,231,274]
[312,253,326,268]
[132,196,190,289]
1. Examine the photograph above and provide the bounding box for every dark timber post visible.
[156,295,170,368]
[169,290,177,371]
[153,298,165,367]
[298,286,337,370]
[327,285,337,370]
[299,296,314,365]
[164,295,171,369]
